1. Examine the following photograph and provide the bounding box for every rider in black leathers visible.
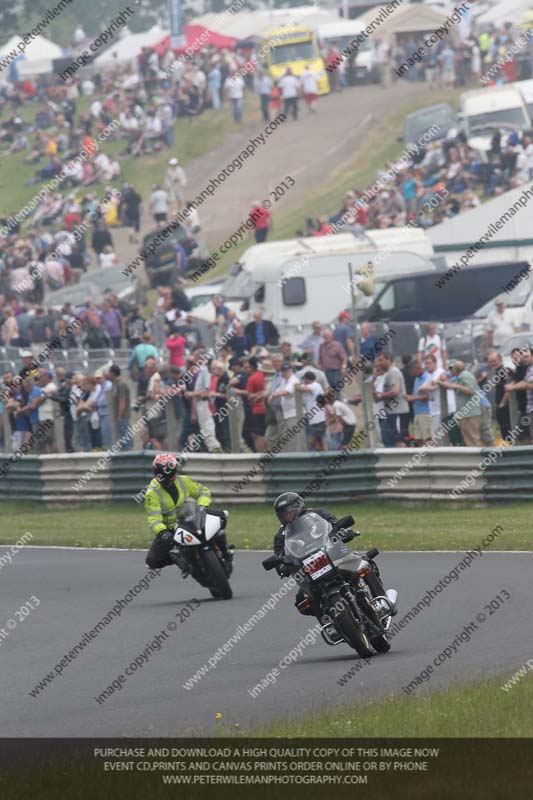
[272,492,387,618]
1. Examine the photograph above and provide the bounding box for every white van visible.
[460,85,531,153]
[512,78,533,123]
[317,20,378,82]
[218,230,436,342]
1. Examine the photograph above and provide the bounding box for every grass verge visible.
[0,500,531,550]
[237,674,533,738]
[0,97,257,221]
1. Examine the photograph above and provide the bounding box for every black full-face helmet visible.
[274,492,306,525]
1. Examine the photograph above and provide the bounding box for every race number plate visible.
[303,550,332,580]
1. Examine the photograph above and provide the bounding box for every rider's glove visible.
[161,530,173,543]
[276,564,290,578]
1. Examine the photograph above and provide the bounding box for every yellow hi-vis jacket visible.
[144,474,211,536]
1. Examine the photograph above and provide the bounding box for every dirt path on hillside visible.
[112,81,424,281]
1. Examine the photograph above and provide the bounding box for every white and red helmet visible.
[152,452,186,483]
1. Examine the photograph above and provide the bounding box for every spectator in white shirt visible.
[224,72,245,124]
[90,99,102,118]
[164,158,187,212]
[510,147,530,187]
[324,390,356,448]
[99,245,117,269]
[182,202,200,232]
[296,370,326,450]
[279,68,300,120]
[255,69,273,122]
[375,37,391,87]
[295,356,329,391]
[144,112,162,142]
[524,135,533,179]
[419,353,456,440]
[149,185,169,223]
[43,258,65,289]
[36,368,58,453]
[120,110,140,132]
[418,322,447,369]
[94,152,118,182]
[270,362,301,447]
[485,298,519,349]
[300,65,318,113]
[81,79,95,96]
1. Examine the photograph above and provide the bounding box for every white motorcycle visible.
[171,500,234,600]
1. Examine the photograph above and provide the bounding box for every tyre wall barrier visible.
[263,451,380,503]
[1,447,532,504]
[110,452,267,504]
[483,446,533,501]
[0,454,42,501]
[376,447,487,501]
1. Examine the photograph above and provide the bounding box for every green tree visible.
[0,0,20,38]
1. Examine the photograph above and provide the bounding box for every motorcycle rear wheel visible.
[328,594,373,658]
[203,549,233,600]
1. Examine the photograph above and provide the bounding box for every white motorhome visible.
[217,230,436,342]
[317,20,378,82]
[460,85,531,153]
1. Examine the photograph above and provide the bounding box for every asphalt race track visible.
[1,547,531,736]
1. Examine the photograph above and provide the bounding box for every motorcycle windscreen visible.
[284,513,331,559]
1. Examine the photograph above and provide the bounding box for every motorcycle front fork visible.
[364,569,387,600]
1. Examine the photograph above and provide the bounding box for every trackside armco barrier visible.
[3,448,533,504]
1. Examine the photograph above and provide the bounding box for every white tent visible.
[192,7,339,41]
[5,35,64,76]
[93,25,167,66]
[0,35,23,59]
[477,0,533,27]
[428,185,533,265]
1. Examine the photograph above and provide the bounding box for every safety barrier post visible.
[439,386,450,445]
[227,387,242,453]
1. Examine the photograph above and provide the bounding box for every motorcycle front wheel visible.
[203,549,233,600]
[328,593,373,658]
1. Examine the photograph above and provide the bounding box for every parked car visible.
[47,282,102,311]
[78,265,140,304]
[47,266,142,310]
[403,103,459,148]
[141,223,209,288]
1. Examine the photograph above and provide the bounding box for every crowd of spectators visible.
[392,21,533,87]
[369,312,533,449]
[3,293,531,457]
[302,122,533,238]
[297,20,533,236]
[2,17,533,458]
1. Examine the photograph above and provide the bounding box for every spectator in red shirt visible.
[326,47,341,92]
[354,197,368,225]
[21,80,37,97]
[243,356,266,451]
[312,216,332,236]
[63,205,82,231]
[249,201,271,244]
[165,331,186,368]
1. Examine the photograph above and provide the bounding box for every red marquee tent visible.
[155,24,238,56]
